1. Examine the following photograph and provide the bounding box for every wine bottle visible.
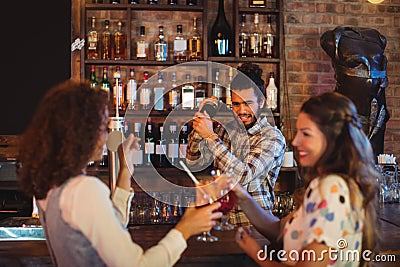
[89,65,98,88]
[209,0,233,57]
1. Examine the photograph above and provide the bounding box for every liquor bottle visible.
[113,66,125,112]
[126,68,138,110]
[140,71,151,110]
[239,14,250,57]
[148,0,158,4]
[89,65,98,88]
[101,20,112,60]
[99,144,108,167]
[266,72,278,111]
[188,17,202,61]
[169,72,180,111]
[100,66,111,104]
[113,21,127,60]
[181,73,195,110]
[136,26,149,60]
[262,15,275,58]
[225,67,233,109]
[187,0,197,5]
[130,0,139,3]
[249,0,266,8]
[250,13,262,57]
[168,0,177,5]
[133,122,144,167]
[87,16,99,59]
[156,124,168,168]
[195,75,205,109]
[209,0,233,57]
[167,122,179,167]
[153,72,166,111]
[179,123,188,162]
[154,26,168,61]
[112,0,120,3]
[173,25,187,62]
[144,118,155,166]
[212,69,222,101]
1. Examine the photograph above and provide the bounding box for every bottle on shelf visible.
[130,0,139,4]
[113,21,127,60]
[187,0,197,5]
[195,75,206,109]
[99,144,108,167]
[133,122,144,167]
[144,118,155,166]
[212,69,222,101]
[87,16,99,59]
[167,122,179,167]
[188,17,202,61]
[250,13,262,57]
[179,123,188,163]
[173,25,187,63]
[140,71,151,110]
[239,14,250,58]
[209,0,233,57]
[262,15,276,58]
[153,72,166,111]
[266,72,278,111]
[136,26,149,60]
[168,0,177,5]
[249,0,266,8]
[225,67,233,109]
[113,66,125,112]
[154,26,168,62]
[101,19,112,60]
[181,73,195,110]
[126,68,138,110]
[148,0,158,4]
[169,72,180,111]
[89,65,98,88]
[111,0,120,4]
[100,66,111,107]
[156,124,168,168]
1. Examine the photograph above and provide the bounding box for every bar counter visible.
[0,204,399,266]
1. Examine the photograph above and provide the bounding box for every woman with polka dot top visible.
[233,92,379,267]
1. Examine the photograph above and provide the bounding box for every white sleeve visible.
[60,176,187,267]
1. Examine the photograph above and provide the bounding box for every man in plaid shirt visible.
[187,63,286,226]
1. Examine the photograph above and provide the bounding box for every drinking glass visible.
[213,189,237,231]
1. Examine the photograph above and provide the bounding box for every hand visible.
[231,183,252,204]
[197,97,218,114]
[116,134,140,191]
[192,111,214,139]
[174,202,222,240]
[235,226,262,260]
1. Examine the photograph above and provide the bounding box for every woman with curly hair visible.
[17,80,222,267]
[233,92,378,266]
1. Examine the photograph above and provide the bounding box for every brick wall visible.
[282,0,400,160]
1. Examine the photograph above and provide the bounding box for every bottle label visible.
[170,90,179,107]
[137,43,148,58]
[168,143,179,158]
[182,87,195,109]
[174,39,187,51]
[155,44,167,61]
[145,142,155,154]
[126,81,137,102]
[156,144,167,155]
[140,88,150,105]
[154,87,165,110]
[179,144,187,158]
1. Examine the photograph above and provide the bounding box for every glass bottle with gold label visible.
[113,21,127,60]
[87,16,99,59]
[188,17,202,61]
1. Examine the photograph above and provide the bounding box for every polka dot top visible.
[283,175,364,266]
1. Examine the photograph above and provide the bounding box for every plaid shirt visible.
[187,116,286,226]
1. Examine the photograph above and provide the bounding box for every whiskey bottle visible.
[209,0,233,56]
[156,124,168,168]
[144,118,155,166]
[173,25,187,62]
[167,122,179,167]
[188,17,202,61]
[262,15,275,58]
[87,16,99,59]
[154,26,168,61]
[113,21,127,60]
[101,20,112,60]
[181,74,195,110]
[140,71,151,110]
[266,72,278,111]
[136,26,149,60]
[153,72,166,111]
[250,13,262,57]
[168,72,180,111]
[126,68,138,110]
[133,122,144,167]
[89,65,98,88]
[239,14,250,57]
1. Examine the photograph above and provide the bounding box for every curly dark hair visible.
[296,92,379,264]
[231,62,266,101]
[17,80,109,199]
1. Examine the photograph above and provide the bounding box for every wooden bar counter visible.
[1,204,399,266]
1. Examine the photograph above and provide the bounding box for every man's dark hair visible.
[231,62,266,100]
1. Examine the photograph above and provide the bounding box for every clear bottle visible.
[145,118,155,166]
[209,0,233,56]
[154,26,168,61]
[239,14,250,57]
[113,66,125,112]
[181,73,195,110]
[100,20,112,60]
[169,72,181,111]
[113,21,127,60]
[266,72,278,111]
[133,122,144,167]
[89,65,98,88]
[87,16,99,59]
[188,17,202,61]
[167,122,179,167]
[262,15,275,58]
[173,25,187,62]
[154,72,166,111]
[212,69,222,101]
[156,124,168,168]
[136,26,149,60]
[179,123,188,162]
[250,13,262,57]
[126,68,138,110]
[140,71,151,110]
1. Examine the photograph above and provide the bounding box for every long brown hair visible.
[294,92,379,263]
[17,80,108,199]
